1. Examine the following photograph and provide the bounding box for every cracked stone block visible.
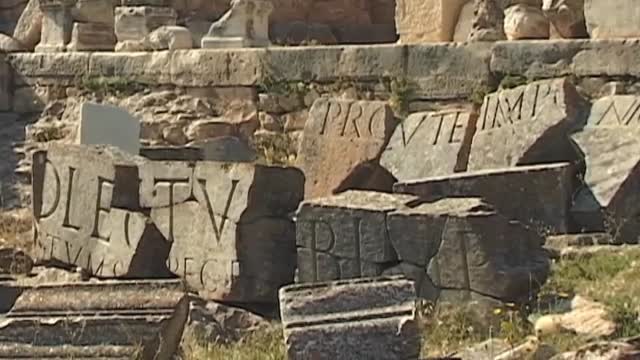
[114,6,176,42]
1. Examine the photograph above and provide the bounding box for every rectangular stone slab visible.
[381,109,477,181]
[31,144,167,277]
[295,191,418,283]
[150,162,304,303]
[388,198,550,303]
[468,78,586,171]
[394,162,575,234]
[279,276,420,360]
[296,98,397,198]
[0,279,188,360]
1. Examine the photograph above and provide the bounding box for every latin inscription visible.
[592,97,640,127]
[478,83,558,132]
[314,100,389,139]
[167,256,237,290]
[397,111,470,147]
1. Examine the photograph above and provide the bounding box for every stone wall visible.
[2,39,640,208]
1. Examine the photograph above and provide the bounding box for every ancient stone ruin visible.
[0,0,639,358]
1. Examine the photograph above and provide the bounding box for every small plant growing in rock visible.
[387,77,414,118]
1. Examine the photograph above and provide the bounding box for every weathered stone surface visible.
[542,0,587,38]
[380,109,477,181]
[150,162,303,303]
[468,0,506,41]
[395,0,469,43]
[114,6,177,42]
[34,0,73,53]
[191,137,257,162]
[394,163,576,234]
[12,0,43,50]
[468,78,586,171]
[201,0,272,48]
[584,0,640,39]
[76,102,140,155]
[67,22,116,51]
[138,161,193,208]
[296,98,396,199]
[387,198,549,302]
[453,1,475,41]
[570,96,640,244]
[0,248,33,275]
[295,191,417,283]
[32,145,167,277]
[71,0,114,25]
[503,4,549,40]
[0,34,27,52]
[146,25,193,50]
[279,276,420,360]
[0,279,188,360]
[0,55,9,112]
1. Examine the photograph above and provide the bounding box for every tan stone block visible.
[395,0,469,43]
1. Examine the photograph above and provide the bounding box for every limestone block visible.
[34,0,73,53]
[279,277,420,360]
[395,0,469,43]
[139,161,194,209]
[468,78,587,171]
[542,0,587,38]
[467,0,506,41]
[296,98,397,199]
[67,23,116,52]
[71,0,115,25]
[388,198,550,302]
[453,1,475,41]
[75,102,140,155]
[0,33,27,52]
[12,0,43,50]
[380,109,477,181]
[201,0,273,48]
[0,279,188,360]
[295,191,418,283]
[570,96,640,244]
[503,4,550,40]
[114,6,177,42]
[584,0,640,39]
[146,25,193,50]
[191,137,257,162]
[150,162,304,303]
[31,145,167,277]
[394,163,576,234]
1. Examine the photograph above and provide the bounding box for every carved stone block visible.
[150,162,304,303]
[295,191,417,283]
[67,23,116,51]
[387,198,550,303]
[296,98,397,199]
[395,0,469,43]
[571,95,640,244]
[381,109,477,181]
[34,0,73,53]
[31,144,167,278]
[114,6,176,42]
[201,0,273,48]
[468,78,587,171]
[279,276,420,360]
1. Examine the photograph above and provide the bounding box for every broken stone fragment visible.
[150,162,304,303]
[394,162,576,234]
[295,191,418,283]
[34,0,73,53]
[503,4,550,40]
[542,0,587,38]
[31,144,168,278]
[279,276,421,360]
[296,98,397,199]
[570,95,640,244]
[395,0,469,43]
[584,0,640,39]
[468,78,587,171]
[114,6,177,42]
[13,0,44,50]
[387,198,549,303]
[66,23,116,51]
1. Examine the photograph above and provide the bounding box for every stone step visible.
[0,343,138,359]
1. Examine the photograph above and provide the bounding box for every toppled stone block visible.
[31,145,167,278]
[34,0,73,53]
[584,0,640,39]
[395,0,469,43]
[0,34,27,52]
[571,95,640,244]
[295,191,417,283]
[150,162,304,303]
[146,25,192,50]
[380,109,477,181]
[279,276,420,360]
[67,23,116,51]
[201,0,273,48]
[0,279,188,360]
[387,198,549,303]
[114,6,177,42]
[468,78,586,171]
[394,163,576,234]
[296,98,397,199]
[13,0,43,50]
